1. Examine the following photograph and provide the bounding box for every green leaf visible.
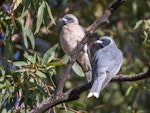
[35,70,47,78]
[24,84,29,105]
[134,20,144,29]
[45,1,55,24]
[15,69,29,73]
[20,19,28,48]
[12,72,20,82]
[35,1,45,34]
[25,27,35,49]
[70,101,86,108]
[13,0,22,11]
[19,18,35,49]
[24,0,31,10]
[29,82,48,97]
[125,85,133,96]
[24,52,35,64]
[0,68,5,76]
[13,61,28,67]
[41,43,58,66]
[37,55,42,63]
[33,53,37,64]
[3,24,12,70]
[0,76,4,82]
[47,61,65,67]
[72,62,84,77]
[60,55,69,64]
[0,83,5,89]
[1,92,10,108]
[8,86,15,93]
[20,9,27,19]
[2,109,7,113]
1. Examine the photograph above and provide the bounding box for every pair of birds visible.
[59,14,123,98]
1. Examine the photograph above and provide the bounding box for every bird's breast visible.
[60,24,85,55]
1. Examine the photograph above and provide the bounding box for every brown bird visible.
[59,14,92,82]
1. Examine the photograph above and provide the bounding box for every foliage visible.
[0,0,150,113]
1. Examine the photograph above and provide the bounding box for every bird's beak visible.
[57,17,68,27]
[94,40,103,44]
[59,18,67,23]
[57,18,67,27]
[93,40,103,49]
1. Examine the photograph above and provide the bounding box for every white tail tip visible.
[87,92,99,98]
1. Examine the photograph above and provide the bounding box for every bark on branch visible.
[29,69,150,113]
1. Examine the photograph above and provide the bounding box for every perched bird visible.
[59,14,92,82]
[88,36,123,98]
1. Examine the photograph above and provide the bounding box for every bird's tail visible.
[76,52,92,82]
[85,71,92,82]
[87,73,106,98]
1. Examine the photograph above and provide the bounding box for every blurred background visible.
[0,0,150,113]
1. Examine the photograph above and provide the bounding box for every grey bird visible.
[88,36,123,98]
[59,14,92,82]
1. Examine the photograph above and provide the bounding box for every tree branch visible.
[62,69,150,104]
[112,69,150,82]
[63,69,150,102]
[29,69,150,113]
[29,0,126,112]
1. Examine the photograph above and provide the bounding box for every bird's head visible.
[91,36,115,56]
[59,14,79,25]
[94,36,115,49]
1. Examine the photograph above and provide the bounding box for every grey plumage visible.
[59,14,92,82]
[88,36,123,98]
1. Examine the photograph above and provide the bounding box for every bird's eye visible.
[66,17,74,23]
[99,39,111,47]
[100,39,105,42]
[67,17,72,20]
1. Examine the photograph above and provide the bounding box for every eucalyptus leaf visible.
[25,27,35,49]
[13,0,22,11]
[15,69,29,73]
[35,70,47,78]
[45,1,55,24]
[13,61,28,67]
[29,82,48,97]
[72,62,84,77]
[3,25,12,70]
[20,19,28,48]
[35,1,45,34]
[47,61,65,67]
[24,84,29,105]
[125,85,133,96]
[1,109,7,113]
[41,43,58,66]
[24,52,35,64]
[0,84,5,89]
[70,101,86,108]
[134,20,144,29]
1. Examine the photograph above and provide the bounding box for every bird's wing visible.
[88,53,108,98]
[67,23,85,41]
[108,48,123,75]
[92,46,116,91]
[100,46,123,90]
